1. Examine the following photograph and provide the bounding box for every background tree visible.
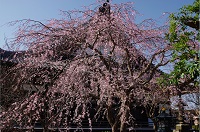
[164,0,199,87]
[0,2,169,132]
[161,0,199,123]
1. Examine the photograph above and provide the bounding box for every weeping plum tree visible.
[0,1,170,132]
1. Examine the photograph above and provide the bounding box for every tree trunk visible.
[112,124,119,132]
[119,97,130,132]
[120,123,126,132]
[152,119,158,132]
[43,126,49,132]
[106,97,130,132]
[106,103,120,132]
[120,109,128,132]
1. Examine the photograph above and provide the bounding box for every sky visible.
[0,0,194,49]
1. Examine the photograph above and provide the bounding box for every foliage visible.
[163,0,200,88]
[0,2,169,132]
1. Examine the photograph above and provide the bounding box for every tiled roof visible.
[0,48,17,61]
[0,48,25,65]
